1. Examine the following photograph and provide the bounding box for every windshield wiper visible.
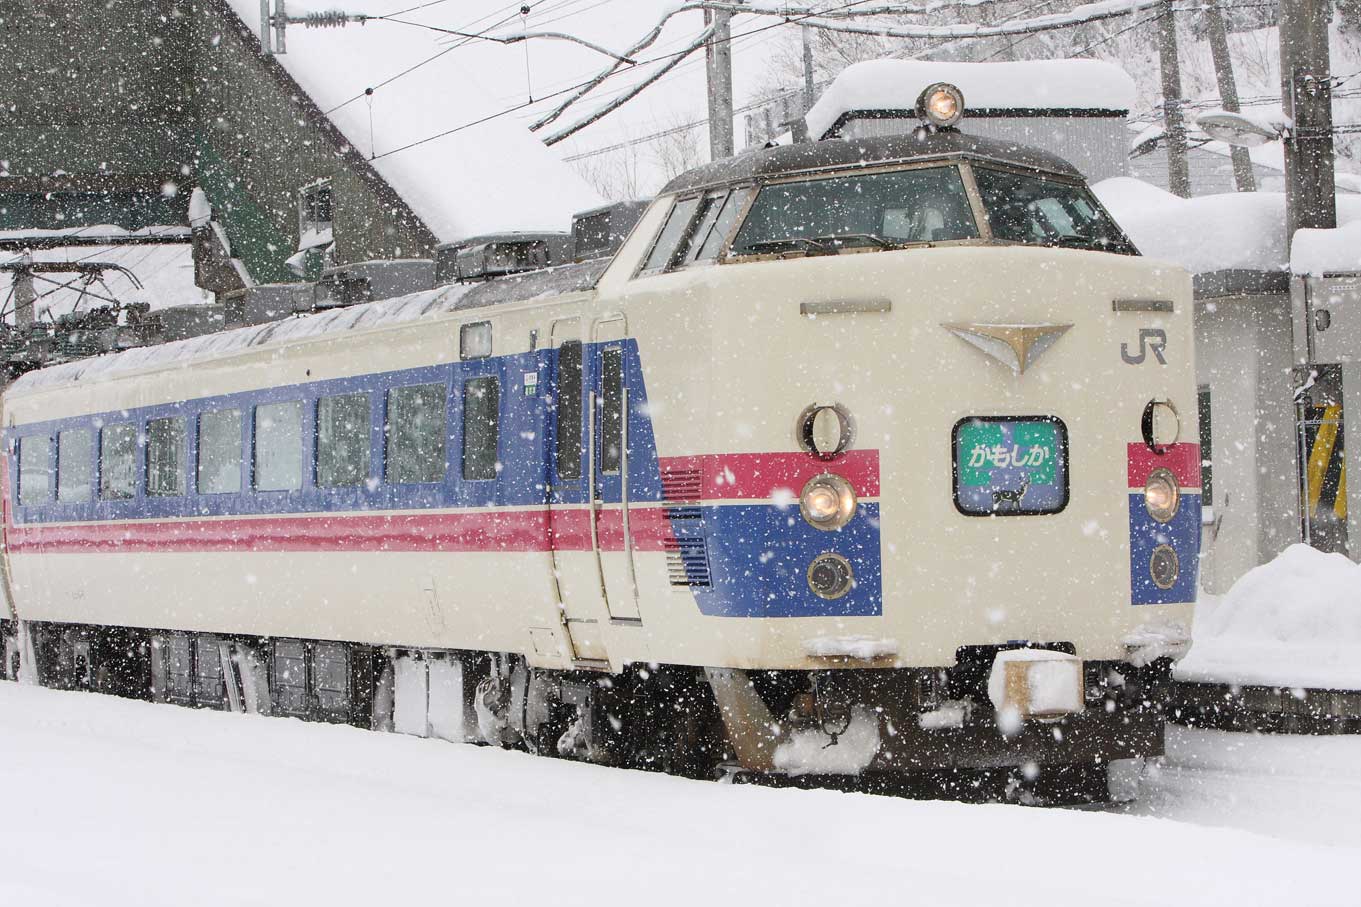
[742,237,831,255]
[809,234,894,250]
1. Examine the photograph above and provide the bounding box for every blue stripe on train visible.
[1128,492,1201,605]
[679,502,883,618]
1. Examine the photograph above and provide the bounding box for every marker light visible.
[808,552,855,600]
[917,82,965,129]
[1150,544,1180,590]
[1144,468,1180,523]
[800,473,857,530]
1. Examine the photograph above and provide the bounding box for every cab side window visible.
[462,377,500,481]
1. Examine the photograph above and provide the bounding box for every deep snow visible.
[0,682,1357,906]
[1175,544,1361,689]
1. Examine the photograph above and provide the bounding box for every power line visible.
[373,0,878,159]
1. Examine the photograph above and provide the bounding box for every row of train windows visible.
[15,377,502,506]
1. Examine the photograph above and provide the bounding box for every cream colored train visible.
[0,91,1199,801]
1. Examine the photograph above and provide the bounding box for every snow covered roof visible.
[8,260,607,395]
[805,58,1137,140]
[1292,221,1361,276]
[222,1,601,243]
[1094,177,1361,275]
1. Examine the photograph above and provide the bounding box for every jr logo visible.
[1121,329,1168,365]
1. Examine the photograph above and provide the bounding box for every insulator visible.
[299,10,363,28]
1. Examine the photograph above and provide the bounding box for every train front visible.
[607,85,1199,800]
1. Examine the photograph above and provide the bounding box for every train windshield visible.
[973,167,1137,255]
[728,165,979,257]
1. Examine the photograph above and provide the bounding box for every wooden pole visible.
[1157,0,1191,198]
[1280,0,1337,244]
[1205,1,1255,192]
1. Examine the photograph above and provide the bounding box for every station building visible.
[0,0,598,298]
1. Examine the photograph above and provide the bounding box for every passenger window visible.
[18,435,51,506]
[99,423,137,501]
[254,401,303,492]
[57,428,93,503]
[386,384,447,484]
[198,409,242,494]
[599,348,623,474]
[462,377,500,481]
[146,416,186,497]
[641,196,700,273]
[317,393,371,488]
[555,342,583,482]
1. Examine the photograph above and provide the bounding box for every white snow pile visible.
[1177,544,1361,689]
[1292,220,1361,276]
[804,57,1135,139]
[1095,178,1361,274]
[987,648,1082,716]
[802,635,898,660]
[772,707,881,776]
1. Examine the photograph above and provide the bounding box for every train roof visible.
[660,131,1083,196]
[6,259,609,396]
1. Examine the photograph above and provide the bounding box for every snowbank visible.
[805,58,1135,139]
[1,681,1357,905]
[1176,544,1361,689]
[1095,180,1361,274]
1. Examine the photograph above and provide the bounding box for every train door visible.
[547,319,609,663]
[591,317,641,622]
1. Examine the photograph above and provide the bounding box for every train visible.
[0,84,1199,802]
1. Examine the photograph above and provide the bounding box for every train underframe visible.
[0,617,1171,805]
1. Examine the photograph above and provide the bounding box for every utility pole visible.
[1204,1,1255,192]
[1280,0,1337,246]
[791,24,816,143]
[1157,0,1191,198]
[705,3,736,160]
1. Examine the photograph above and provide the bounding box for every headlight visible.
[800,473,857,530]
[1144,467,1179,523]
[916,82,965,129]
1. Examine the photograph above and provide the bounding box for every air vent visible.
[661,466,702,502]
[664,537,711,587]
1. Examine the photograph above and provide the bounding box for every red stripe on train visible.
[658,449,880,500]
[5,506,681,555]
[1126,442,1200,489]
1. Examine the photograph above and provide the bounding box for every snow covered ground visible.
[1,682,1357,906]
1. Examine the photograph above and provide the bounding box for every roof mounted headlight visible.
[917,82,964,129]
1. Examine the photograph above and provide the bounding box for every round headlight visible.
[1144,467,1180,523]
[1149,544,1180,590]
[916,82,965,129]
[808,553,855,600]
[797,403,853,460]
[800,473,857,530]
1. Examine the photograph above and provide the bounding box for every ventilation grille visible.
[660,466,702,502]
[665,536,711,588]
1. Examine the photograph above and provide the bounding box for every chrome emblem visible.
[941,322,1073,374]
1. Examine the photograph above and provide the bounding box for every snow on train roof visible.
[222,1,601,241]
[8,260,608,395]
[804,58,1137,140]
